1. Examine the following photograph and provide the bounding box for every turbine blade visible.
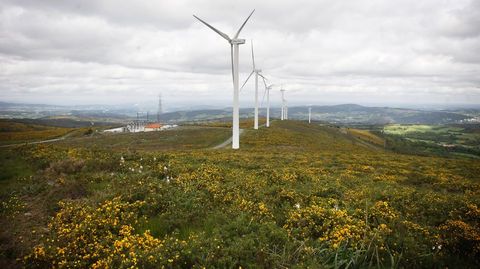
[240,70,254,92]
[261,76,268,89]
[234,9,255,38]
[193,15,231,41]
[251,40,255,70]
[261,87,267,106]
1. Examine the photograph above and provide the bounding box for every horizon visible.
[2,99,480,112]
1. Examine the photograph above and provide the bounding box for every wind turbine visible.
[193,10,255,149]
[260,78,274,128]
[240,41,265,130]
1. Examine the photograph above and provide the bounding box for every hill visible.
[0,121,479,268]
[0,119,75,145]
[286,104,472,124]
[154,104,473,125]
[2,101,477,125]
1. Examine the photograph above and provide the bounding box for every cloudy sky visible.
[1,0,479,109]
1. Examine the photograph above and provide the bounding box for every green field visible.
[383,124,480,158]
[1,121,480,268]
[384,124,480,145]
[384,124,464,135]
[57,126,231,151]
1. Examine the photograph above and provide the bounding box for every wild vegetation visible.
[0,120,74,145]
[186,117,267,129]
[344,128,385,147]
[1,120,479,268]
[56,126,230,151]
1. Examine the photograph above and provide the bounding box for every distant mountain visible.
[1,101,477,125]
[287,104,472,124]
[158,104,475,125]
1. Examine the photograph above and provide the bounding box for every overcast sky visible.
[1,0,479,109]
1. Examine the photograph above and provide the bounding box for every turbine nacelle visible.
[230,39,246,45]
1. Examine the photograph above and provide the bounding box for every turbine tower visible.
[193,10,255,149]
[261,78,274,128]
[285,100,288,120]
[308,107,312,123]
[157,93,163,123]
[240,41,265,130]
[280,87,286,120]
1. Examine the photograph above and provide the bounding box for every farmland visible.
[383,124,480,158]
[1,120,479,268]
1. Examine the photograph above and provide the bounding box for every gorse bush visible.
[23,198,192,268]
[1,121,479,268]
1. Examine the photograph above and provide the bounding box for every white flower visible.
[140,165,143,169]
[294,203,300,209]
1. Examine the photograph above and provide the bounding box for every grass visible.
[0,151,34,182]
[345,128,385,147]
[1,120,480,268]
[0,126,74,145]
[0,120,119,146]
[55,126,231,151]
[187,118,267,129]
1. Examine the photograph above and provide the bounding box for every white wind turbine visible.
[193,10,255,149]
[240,40,265,130]
[260,78,275,128]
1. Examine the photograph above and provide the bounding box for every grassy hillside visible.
[344,128,386,147]
[57,126,231,151]
[1,121,479,268]
[0,120,74,145]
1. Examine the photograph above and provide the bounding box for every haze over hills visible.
[1,101,478,125]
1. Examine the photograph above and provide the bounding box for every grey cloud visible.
[0,0,479,107]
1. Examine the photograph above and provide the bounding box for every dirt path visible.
[212,129,245,149]
[0,129,79,148]
[0,137,66,148]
